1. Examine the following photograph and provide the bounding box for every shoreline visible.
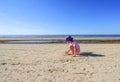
[0,37,120,44]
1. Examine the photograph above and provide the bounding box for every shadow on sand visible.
[79,52,105,57]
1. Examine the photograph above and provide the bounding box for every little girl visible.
[65,36,80,57]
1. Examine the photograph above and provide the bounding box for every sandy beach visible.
[0,43,120,82]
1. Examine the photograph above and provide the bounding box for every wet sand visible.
[0,43,120,82]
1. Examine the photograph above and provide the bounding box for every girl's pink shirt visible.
[69,41,80,53]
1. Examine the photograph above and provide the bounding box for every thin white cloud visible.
[2,17,24,25]
[0,12,8,17]
[0,12,52,34]
[3,17,42,29]
[0,12,40,28]
[0,12,25,25]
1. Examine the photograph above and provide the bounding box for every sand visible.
[0,43,120,82]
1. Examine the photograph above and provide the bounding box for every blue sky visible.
[0,0,120,35]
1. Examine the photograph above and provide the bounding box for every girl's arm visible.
[65,49,71,54]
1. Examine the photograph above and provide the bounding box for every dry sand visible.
[0,43,120,82]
